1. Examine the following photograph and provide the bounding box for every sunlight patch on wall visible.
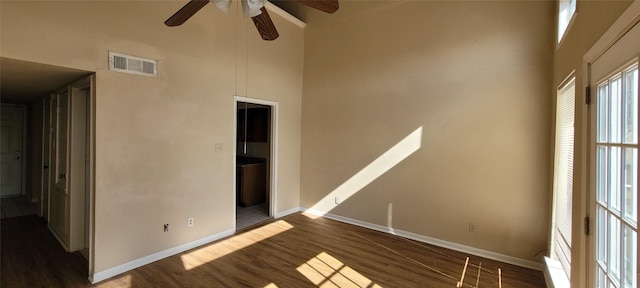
[297,252,383,288]
[180,220,293,270]
[305,127,423,218]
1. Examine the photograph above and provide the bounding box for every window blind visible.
[552,76,575,278]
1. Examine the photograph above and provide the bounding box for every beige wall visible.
[301,1,554,262]
[0,0,303,275]
[553,0,634,287]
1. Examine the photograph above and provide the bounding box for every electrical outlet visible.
[468,223,476,233]
[164,224,169,232]
[187,217,194,227]
[335,197,341,204]
[215,143,223,152]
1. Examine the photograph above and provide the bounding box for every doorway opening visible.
[235,97,277,230]
[0,57,95,281]
[0,104,26,199]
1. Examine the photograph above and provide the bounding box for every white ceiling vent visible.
[108,51,157,77]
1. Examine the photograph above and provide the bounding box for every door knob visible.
[15,151,21,160]
[59,174,65,179]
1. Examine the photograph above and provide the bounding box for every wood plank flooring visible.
[1,212,546,288]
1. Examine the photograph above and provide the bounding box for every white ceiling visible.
[1,57,91,104]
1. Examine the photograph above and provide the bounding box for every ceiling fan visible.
[165,0,339,41]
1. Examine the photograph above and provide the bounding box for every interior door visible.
[69,81,88,253]
[589,21,640,288]
[50,89,69,244]
[1,105,24,197]
[42,95,52,219]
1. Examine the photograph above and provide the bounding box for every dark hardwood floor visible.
[1,213,546,287]
[1,215,88,288]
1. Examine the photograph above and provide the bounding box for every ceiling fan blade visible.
[165,0,211,27]
[251,7,279,41]
[296,0,339,14]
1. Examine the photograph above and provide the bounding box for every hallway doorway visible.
[235,97,278,230]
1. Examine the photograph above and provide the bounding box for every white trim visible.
[583,0,640,62]
[90,229,234,284]
[274,206,301,218]
[545,257,570,288]
[21,104,27,198]
[264,2,306,29]
[48,222,70,252]
[303,208,544,271]
[85,74,97,281]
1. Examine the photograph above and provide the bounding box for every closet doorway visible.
[235,97,277,230]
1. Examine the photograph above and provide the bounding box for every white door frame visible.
[233,95,279,230]
[20,105,27,197]
[46,75,96,280]
[73,74,96,280]
[583,2,640,287]
[41,94,53,219]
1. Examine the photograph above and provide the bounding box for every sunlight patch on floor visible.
[95,273,132,288]
[305,127,422,219]
[180,220,293,270]
[297,252,383,288]
[263,283,279,288]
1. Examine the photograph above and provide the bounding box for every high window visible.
[558,0,577,43]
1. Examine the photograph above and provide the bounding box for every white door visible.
[589,20,640,288]
[68,81,88,252]
[50,89,69,244]
[42,95,52,219]
[48,76,92,253]
[1,105,24,197]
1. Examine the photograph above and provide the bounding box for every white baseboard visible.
[303,208,544,271]
[91,207,303,284]
[90,228,234,284]
[48,224,70,252]
[90,207,544,284]
[274,206,302,218]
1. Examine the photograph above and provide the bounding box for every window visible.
[551,75,576,280]
[558,0,577,43]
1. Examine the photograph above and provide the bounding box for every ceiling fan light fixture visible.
[165,0,337,41]
[241,0,266,18]
[211,0,232,13]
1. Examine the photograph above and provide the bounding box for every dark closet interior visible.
[236,102,271,229]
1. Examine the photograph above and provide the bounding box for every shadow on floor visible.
[1,195,37,219]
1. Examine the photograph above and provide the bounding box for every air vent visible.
[108,51,157,77]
